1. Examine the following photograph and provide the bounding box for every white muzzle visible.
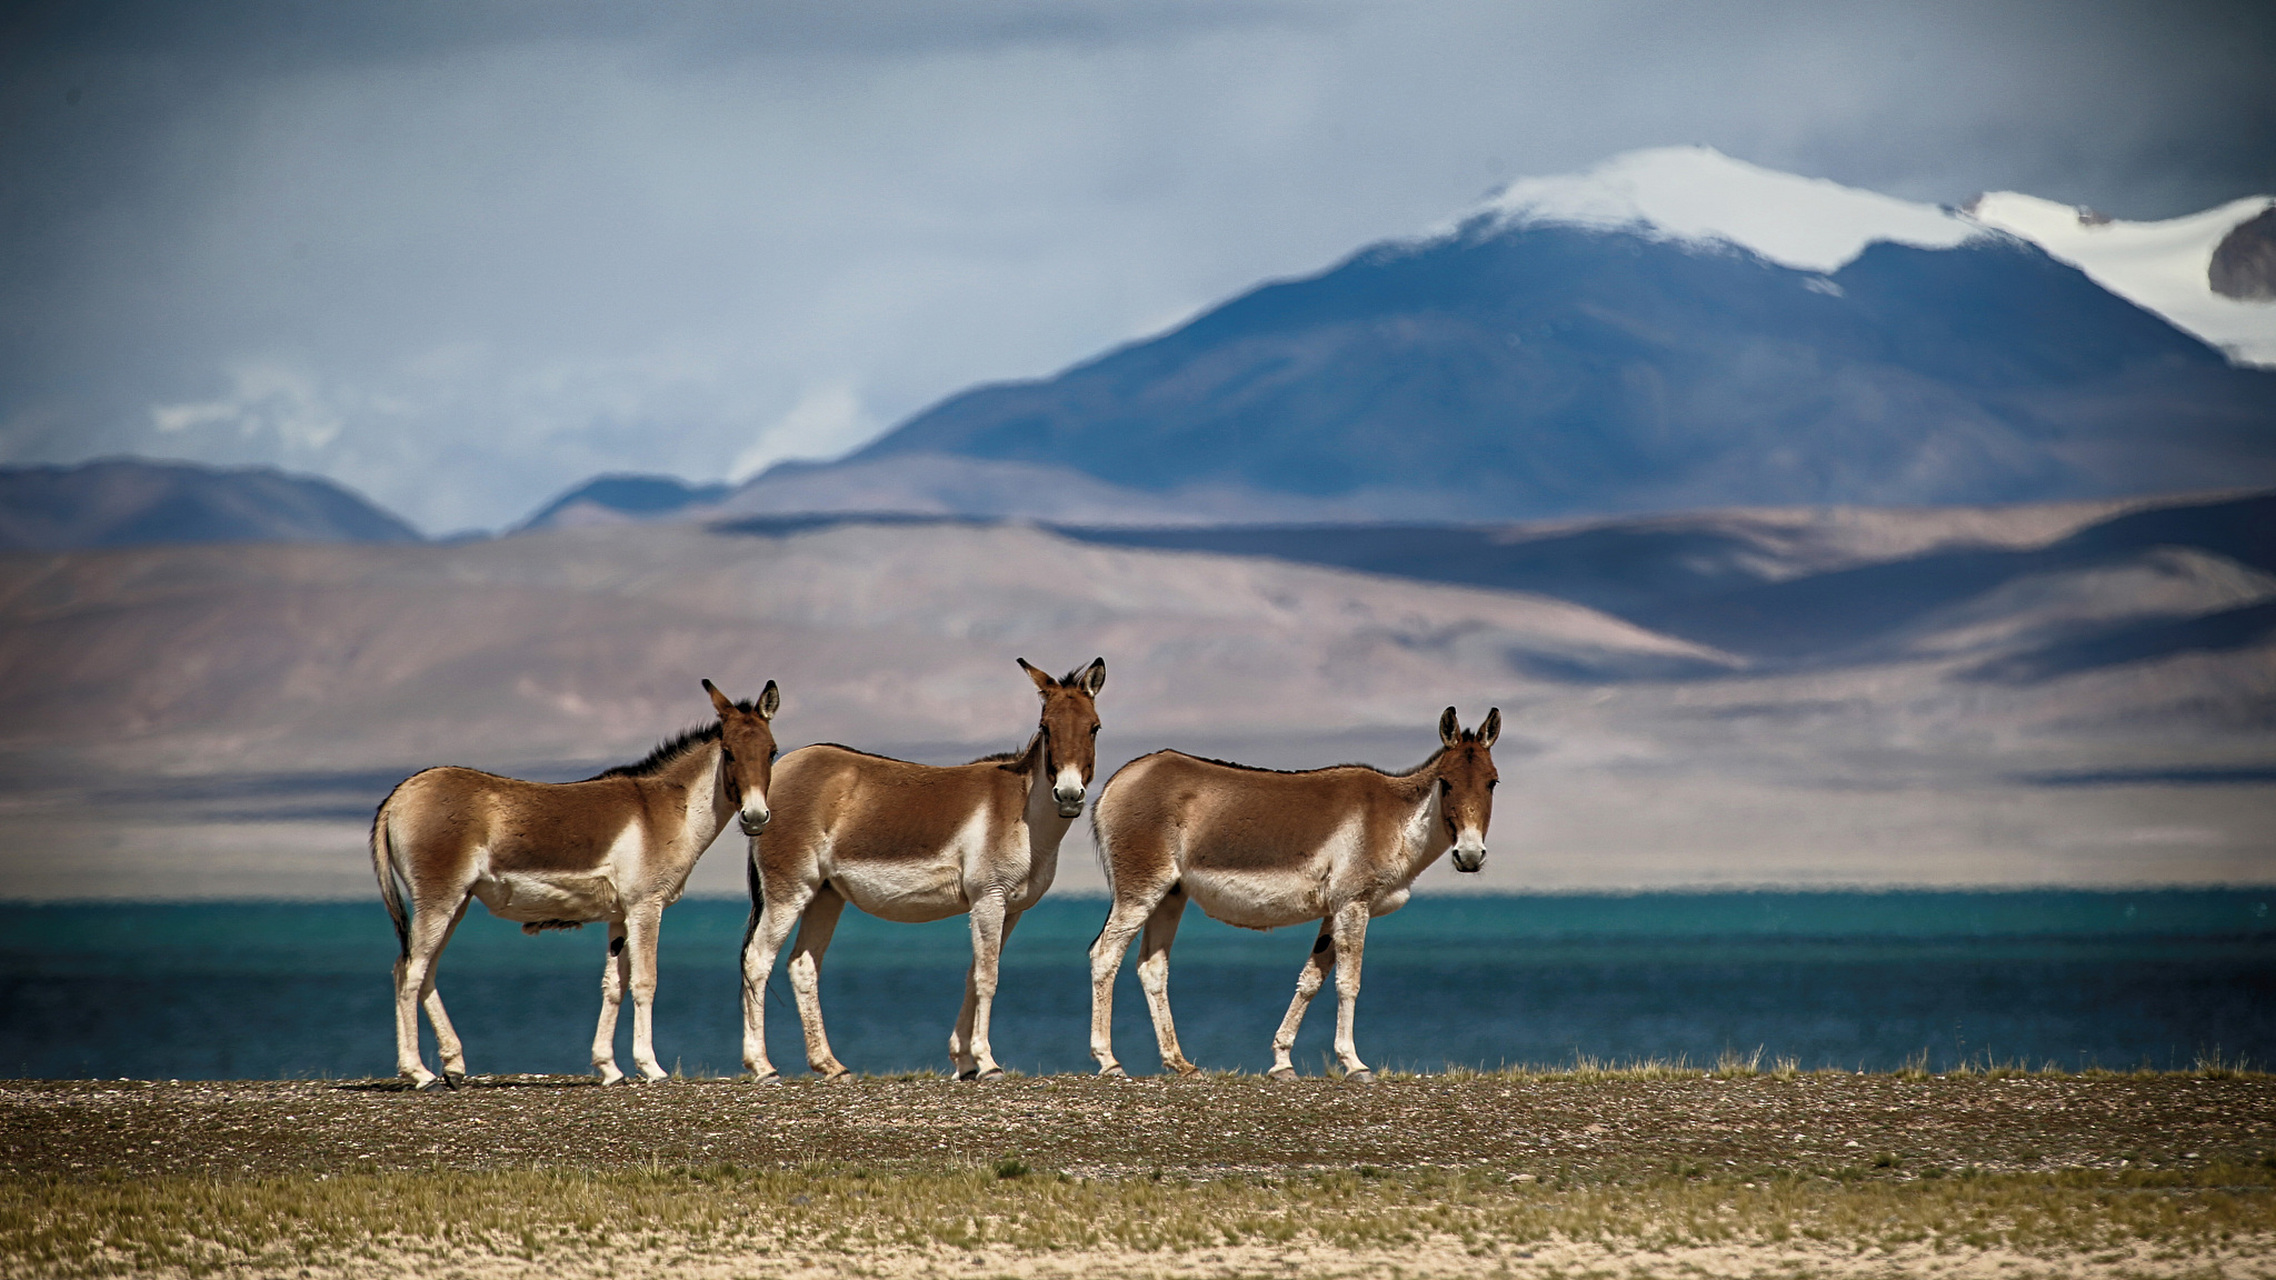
[1053,767,1087,818]
[1451,830,1486,874]
[738,799,771,836]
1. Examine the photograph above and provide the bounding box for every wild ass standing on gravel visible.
[373,679,780,1088]
[1087,707,1500,1082]
[742,658,1106,1082]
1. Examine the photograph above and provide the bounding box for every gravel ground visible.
[4,1072,2269,1181]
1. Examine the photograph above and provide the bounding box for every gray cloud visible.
[3,0,2270,531]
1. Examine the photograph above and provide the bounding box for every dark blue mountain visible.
[518,473,733,531]
[845,223,2276,518]
[1057,490,2276,676]
[0,458,421,549]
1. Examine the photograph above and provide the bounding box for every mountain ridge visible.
[840,224,2272,519]
[0,458,422,550]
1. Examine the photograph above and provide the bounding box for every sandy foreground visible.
[184,1235,2276,1280]
[5,1073,2272,1278]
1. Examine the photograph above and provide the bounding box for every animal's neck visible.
[1020,731,1061,814]
[1395,761,1450,874]
[659,739,734,841]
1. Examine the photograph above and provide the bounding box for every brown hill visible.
[0,505,2266,899]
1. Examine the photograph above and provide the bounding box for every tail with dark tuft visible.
[371,801,410,961]
[742,843,764,954]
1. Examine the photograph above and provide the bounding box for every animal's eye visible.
[769,750,779,762]
[1089,724,1100,735]
[1487,779,1497,790]
[1439,778,1452,793]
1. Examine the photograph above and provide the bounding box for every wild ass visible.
[742,658,1105,1082]
[372,679,780,1088]
[1087,706,1500,1082]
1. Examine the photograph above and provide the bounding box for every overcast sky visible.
[3,1,2271,533]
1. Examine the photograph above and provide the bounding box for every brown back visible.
[758,657,1106,872]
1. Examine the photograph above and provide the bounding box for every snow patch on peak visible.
[1962,192,2276,368]
[1465,146,1984,274]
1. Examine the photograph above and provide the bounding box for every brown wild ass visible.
[373,679,780,1087]
[1088,707,1500,1082]
[742,658,1105,1082]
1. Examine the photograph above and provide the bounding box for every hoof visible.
[596,1066,627,1086]
[1344,1068,1375,1085]
[442,1070,466,1090]
[1098,1064,1126,1079]
[408,1073,443,1091]
[824,1070,856,1084]
[637,1066,669,1084]
[1266,1066,1297,1081]
[976,1067,1005,1082]
[750,1071,783,1086]
[1171,1061,1202,1078]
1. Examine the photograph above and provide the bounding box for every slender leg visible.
[787,886,851,1078]
[741,879,814,1081]
[1328,900,1374,1082]
[1087,890,1165,1076]
[624,904,669,1082]
[420,899,473,1084]
[1136,891,1197,1075]
[591,921,632,1084]
[393,891,465,1088]
[948,905,1024,1078]
[1268,918,1337,1080]
[950,890,1010,1080]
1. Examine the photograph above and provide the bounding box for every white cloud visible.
[149,363,346,452]
[730,385,877,483]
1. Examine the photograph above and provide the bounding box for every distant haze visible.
[3,1,2272,532]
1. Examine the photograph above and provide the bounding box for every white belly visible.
[1179,866,1326,931]
[473,871,623,924]
[828,858,970,923]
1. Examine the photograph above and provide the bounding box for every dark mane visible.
[797,741,921,764]
[1391,746,1450,776]
[1162,747,1446,778]
[970,731,1042,773]
[587,703,756,780]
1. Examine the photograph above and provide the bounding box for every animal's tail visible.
[742,840,764,956]
[1087,769,1117,901]
[371,796,410,961]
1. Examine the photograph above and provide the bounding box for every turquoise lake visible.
[4,890,2270,1079]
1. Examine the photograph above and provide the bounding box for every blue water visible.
[3,892,2271,1080]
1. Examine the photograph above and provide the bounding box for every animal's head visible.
[1435,706,1500,873]
[704,678,781,836]
[1017,656,1106,818]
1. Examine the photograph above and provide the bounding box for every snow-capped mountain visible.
[1465,146,1986,275]
[1469,147,2276,369]
[799,149,2275,523]
[1962,191,2276,367]
[533,148,2276,531]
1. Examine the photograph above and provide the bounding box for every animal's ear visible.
[757,680,781,721]
[704,678,736,718]
[1016,657,1054,693]
[1081,657,1106,696]
[1438,706,1461,746]
[1478,707,1500,748]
